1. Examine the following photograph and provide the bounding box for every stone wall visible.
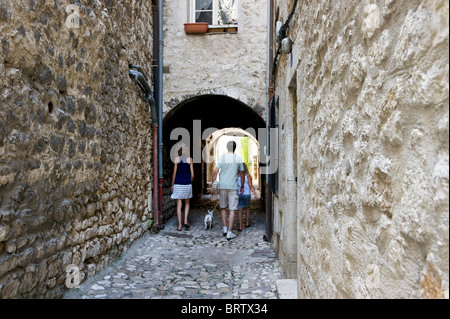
[0,0,154,298]
[273,0,449,298]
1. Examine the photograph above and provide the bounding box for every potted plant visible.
[184,22,209,34]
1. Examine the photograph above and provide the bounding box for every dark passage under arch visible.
[162,94,266,219]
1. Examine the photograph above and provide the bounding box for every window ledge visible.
[207,25,238,34]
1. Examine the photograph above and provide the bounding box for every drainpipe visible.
[151,0,159,230]
[157,0,164,228]
[128,65,159,226]
[152,124,159,227]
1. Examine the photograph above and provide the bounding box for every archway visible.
[203,128,261,195]
[162,94,266,220]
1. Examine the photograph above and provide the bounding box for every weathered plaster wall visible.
[162,0,267,119]
[0,0,154,298]
[274,0,449,298]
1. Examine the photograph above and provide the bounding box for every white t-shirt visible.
[217,153,244,190]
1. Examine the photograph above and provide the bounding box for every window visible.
[190,0,238,26]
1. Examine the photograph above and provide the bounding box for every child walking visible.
[237,163,258,231]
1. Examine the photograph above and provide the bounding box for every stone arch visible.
[164,90,266,124]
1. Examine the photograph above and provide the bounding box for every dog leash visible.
[210,182,220,211]
[210,197,220,211]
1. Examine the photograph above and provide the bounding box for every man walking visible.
[211,140,245,241]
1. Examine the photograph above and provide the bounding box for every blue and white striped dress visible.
[171,156,193,199]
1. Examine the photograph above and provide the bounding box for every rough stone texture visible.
[0,0,154,298]
[273,0,449,298]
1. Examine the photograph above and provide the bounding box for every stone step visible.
[275,279,298,299]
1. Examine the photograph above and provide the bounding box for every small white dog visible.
[205,180,219,230]
[204,210,214,230]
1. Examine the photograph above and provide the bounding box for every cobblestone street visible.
[63,202,283,299]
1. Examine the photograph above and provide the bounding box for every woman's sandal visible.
[184,223,190,230]
[177,226,182,231]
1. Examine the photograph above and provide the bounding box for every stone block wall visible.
[0,0,154,298]
[273,0,449,298]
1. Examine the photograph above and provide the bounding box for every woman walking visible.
[237,163,258,231]
[171,144,194,231]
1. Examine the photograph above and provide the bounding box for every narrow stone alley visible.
[1,0,447,301]
[63,200,283,299]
